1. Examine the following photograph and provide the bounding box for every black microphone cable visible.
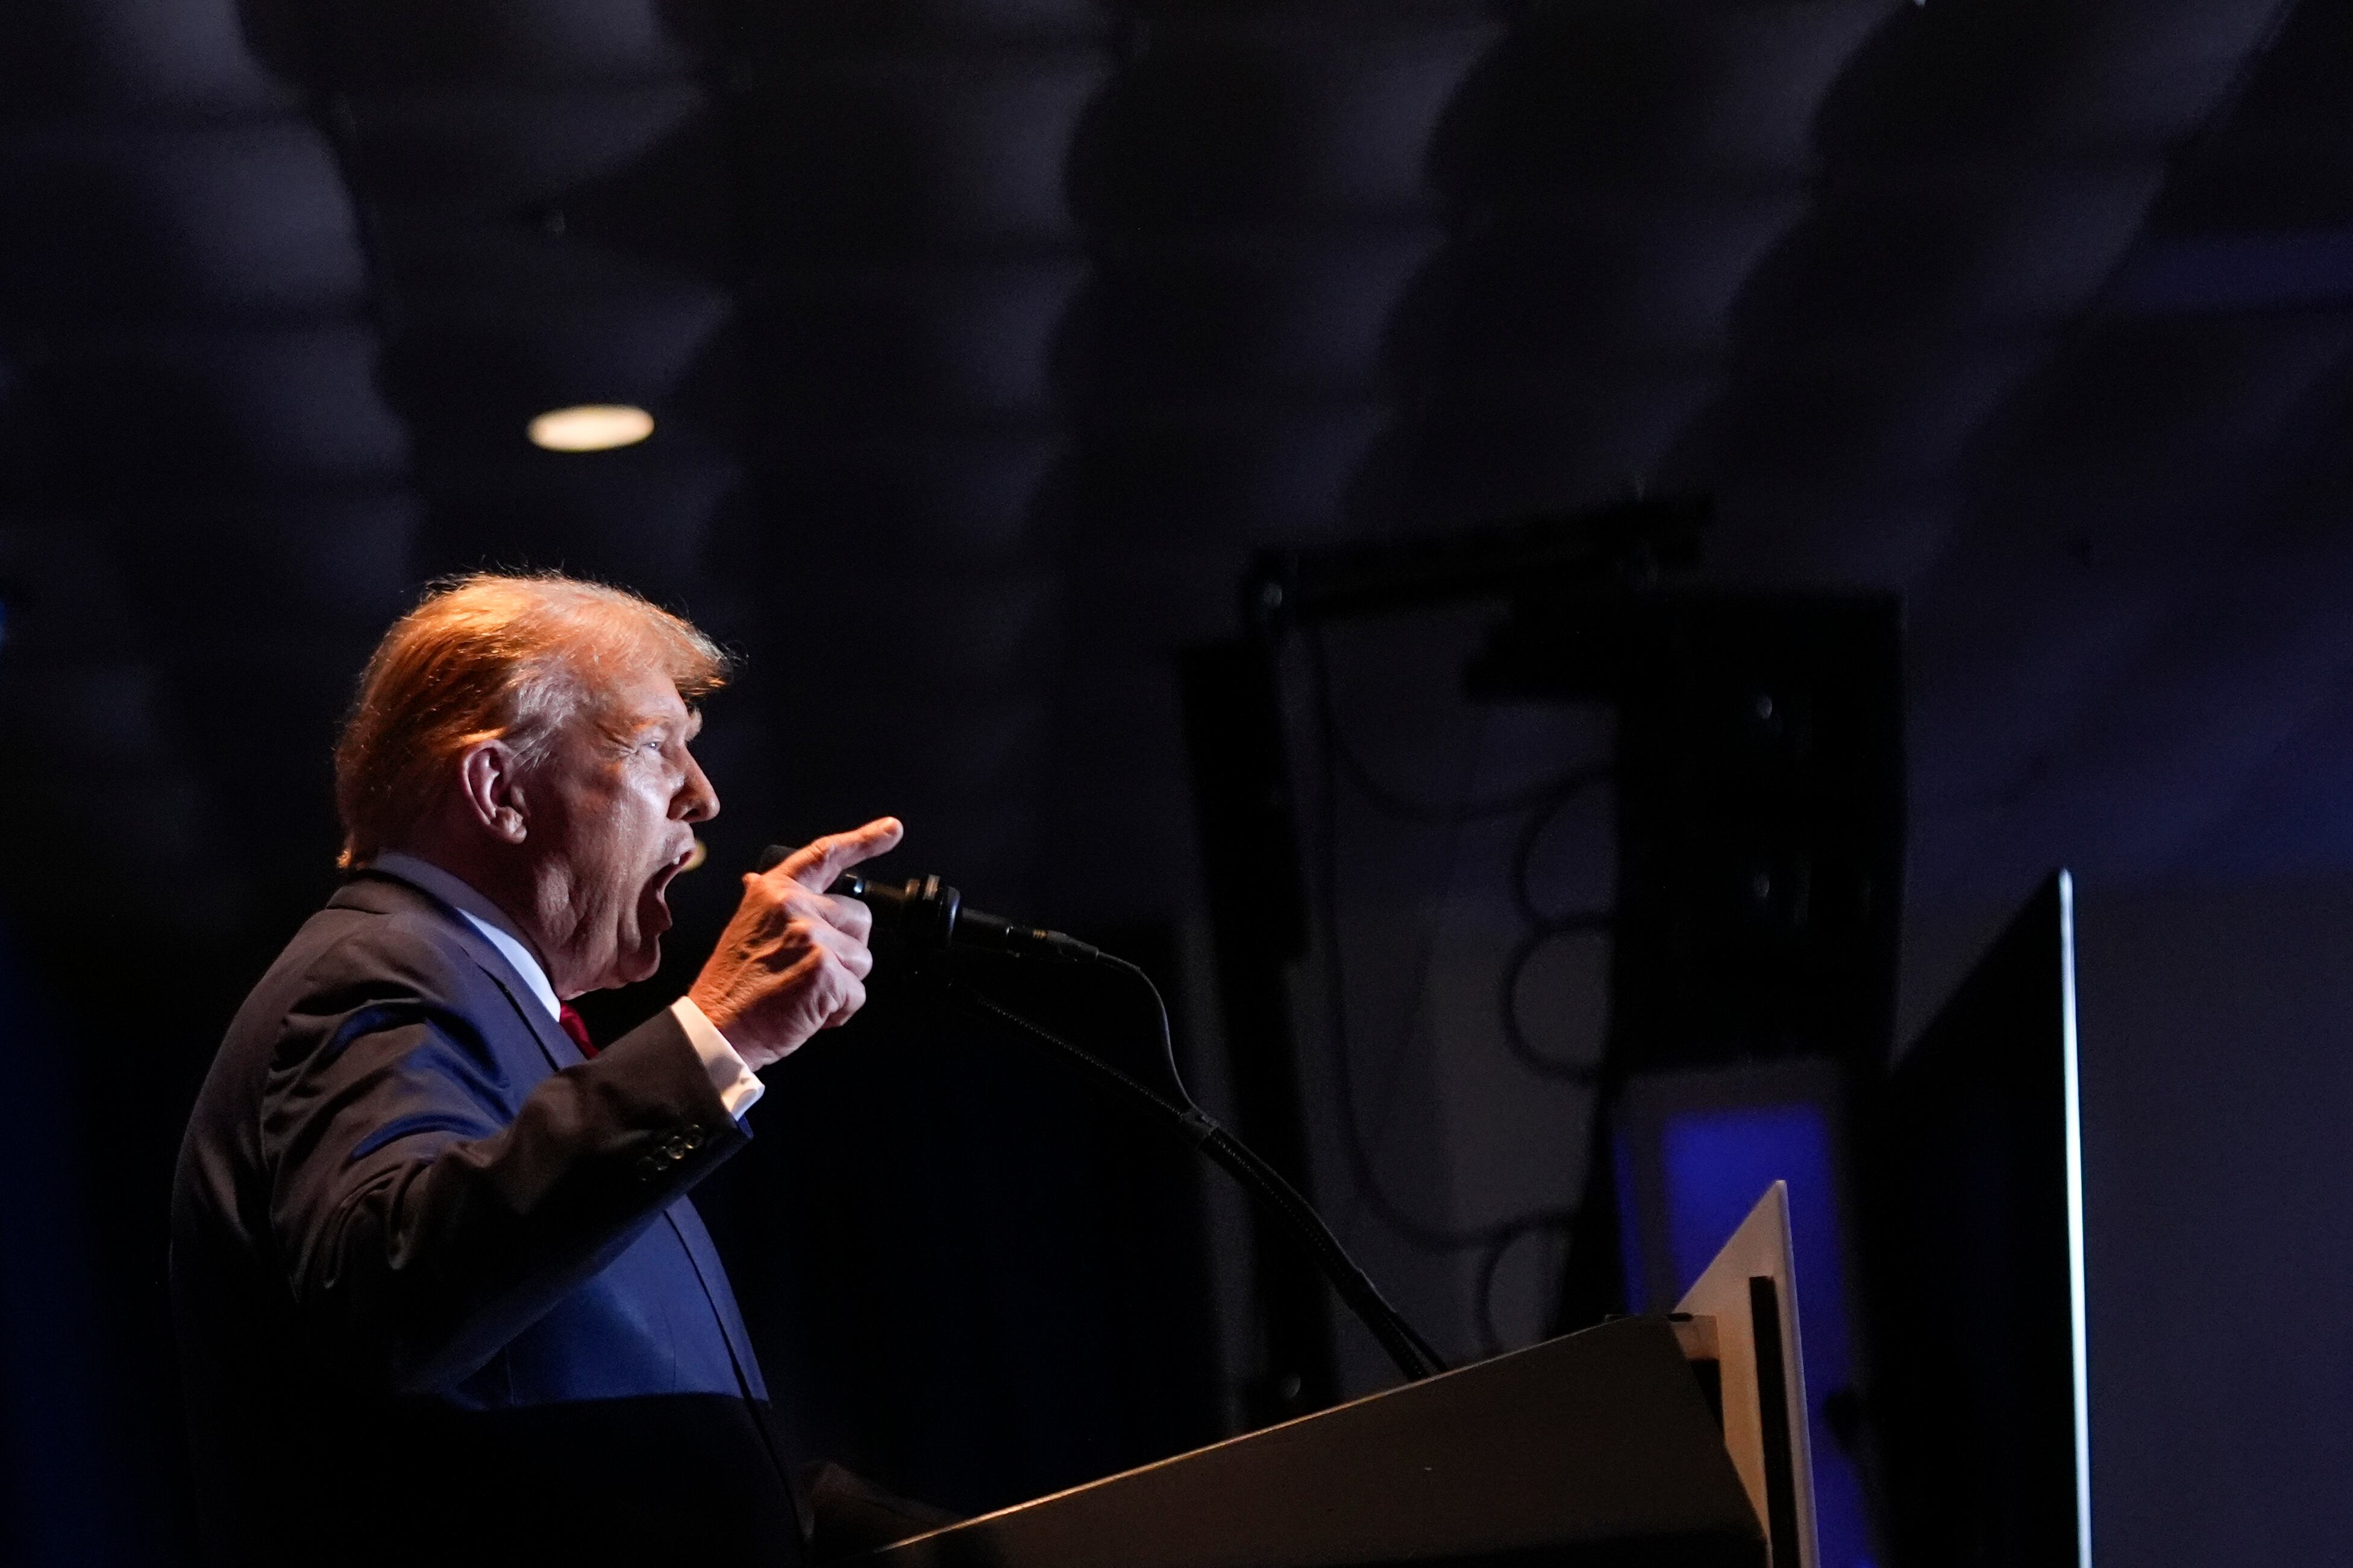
[936,955,1447,1385]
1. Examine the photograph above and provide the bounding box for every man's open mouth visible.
[644,848,694,925]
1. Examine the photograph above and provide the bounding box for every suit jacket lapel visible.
[468,947,584,1075]
[332,871,587,1074]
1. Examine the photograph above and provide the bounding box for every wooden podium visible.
[851,1314,1764,1568]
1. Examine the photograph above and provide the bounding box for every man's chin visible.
[612,937,663,987]
[578,931,663,993]
[587,883,675,990]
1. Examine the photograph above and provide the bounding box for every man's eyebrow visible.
[613,708,700,746]
[603,709,679,743]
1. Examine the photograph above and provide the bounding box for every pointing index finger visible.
[778,817,903,892]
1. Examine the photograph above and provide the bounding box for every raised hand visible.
[686,817,903,1069]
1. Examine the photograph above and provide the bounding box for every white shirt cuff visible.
[668,996,765,1120]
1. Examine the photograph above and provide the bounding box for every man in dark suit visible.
[171,573,907,1566]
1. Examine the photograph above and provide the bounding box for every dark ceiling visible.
[4,0,2351,969]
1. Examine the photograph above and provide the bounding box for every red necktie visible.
[558,1004,597,1058]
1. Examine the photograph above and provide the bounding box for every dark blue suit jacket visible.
[171,870,807,1566]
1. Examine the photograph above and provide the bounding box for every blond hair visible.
[334,572,733,868]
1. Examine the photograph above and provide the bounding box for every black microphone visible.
[754,846,1101,962]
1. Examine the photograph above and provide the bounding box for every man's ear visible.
[456,741,529,845]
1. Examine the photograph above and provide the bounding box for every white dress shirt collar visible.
[368,851,561,1021]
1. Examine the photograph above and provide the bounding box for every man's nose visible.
[677,755,720,823]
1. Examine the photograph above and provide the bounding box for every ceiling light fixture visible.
[528,404,654,452]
